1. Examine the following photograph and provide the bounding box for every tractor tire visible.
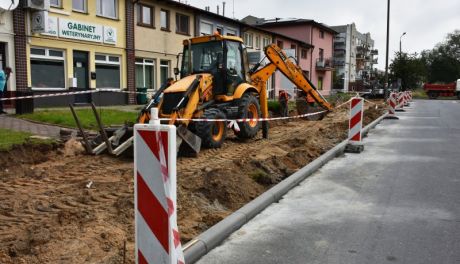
[235,93,261,139]
[296,99,325,121]
[195,108,227,148]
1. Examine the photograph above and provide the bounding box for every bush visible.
[267,100,280,114]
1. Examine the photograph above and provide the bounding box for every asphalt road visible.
[197,100,460,264]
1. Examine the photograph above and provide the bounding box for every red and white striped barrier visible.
[404,91,410,107]
[348,97,364,143]
[396,92,405,111]
[134,116,184,264]
[345,97,365,153]
[386,92,399,119]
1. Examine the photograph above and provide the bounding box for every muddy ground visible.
[0,101,384,263]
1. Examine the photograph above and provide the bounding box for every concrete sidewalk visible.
[197,100,460,264]
[0,115,68,138]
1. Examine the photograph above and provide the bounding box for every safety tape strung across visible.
[0,88,149,101]
[0,89,100,101]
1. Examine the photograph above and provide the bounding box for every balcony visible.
[334,43,346,51]
[335,36,346,43]
[334,60,345,67]
[370,49,378,55]
[371,58,378,64]
[316,58,334,71]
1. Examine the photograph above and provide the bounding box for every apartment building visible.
[134,0,195,93]
[331,24,378,92]
[245,17,337,95]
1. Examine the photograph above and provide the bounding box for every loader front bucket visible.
[176,125,202,155]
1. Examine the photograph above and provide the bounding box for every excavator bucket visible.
[177,125,202,154]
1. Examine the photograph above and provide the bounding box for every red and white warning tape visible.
[0,88,150,101]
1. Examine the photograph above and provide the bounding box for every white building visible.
[331,23,378,92]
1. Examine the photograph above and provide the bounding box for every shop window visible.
[97,0,118,19]
[30,47,65,89]
[50,0,61,8]
[137,4,153,27]
[72,0,86,12]
[176,13,190,35]
[136,58,155,90]
[160,60,170,87]
[200,21,213,36]
[95,54,121,89]
[160,9,170,31]
[243,32,253,48]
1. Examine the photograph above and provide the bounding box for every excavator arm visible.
[250,44,333,111]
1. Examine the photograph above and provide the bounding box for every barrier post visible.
[395,92,405,112]
[134,108,185,264]
[345,97,364,153]
[385,92,399,120]
[404,91,410,107]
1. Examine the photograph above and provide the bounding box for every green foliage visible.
[390,30,460,87]
[267,100,280,114]
[18,109,138,130]
[390,52,427,90]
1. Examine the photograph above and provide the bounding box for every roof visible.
[156,1,313,49]
[251,17,338,34]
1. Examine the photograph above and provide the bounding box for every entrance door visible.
[73,51,90,104]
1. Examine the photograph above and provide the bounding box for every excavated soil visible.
[0,101,385,263]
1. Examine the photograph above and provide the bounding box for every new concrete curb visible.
[183,112,389,263]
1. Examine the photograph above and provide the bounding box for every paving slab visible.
[197,100,460,264]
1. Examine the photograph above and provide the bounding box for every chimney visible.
[222,2,226,17]
[217,5,220,15]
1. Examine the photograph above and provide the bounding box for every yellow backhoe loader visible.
[138,33,332,153]
[73,33,332,156]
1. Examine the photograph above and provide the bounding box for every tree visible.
[389,52,427,90]
[420,30,460,83]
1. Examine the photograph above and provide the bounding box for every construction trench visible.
[0,101,385,263]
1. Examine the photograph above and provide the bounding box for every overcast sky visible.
[187,0,460,70]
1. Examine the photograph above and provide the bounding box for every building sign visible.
[59,18,103,43]
[103,26,117,45]
[42,16,58,37]
[32,11,49,33]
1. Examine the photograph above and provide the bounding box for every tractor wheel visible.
[235,93,261,139]
[296,99,325,121]
[195,108,227,148]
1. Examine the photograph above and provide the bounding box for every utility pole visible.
[384,0,390,94]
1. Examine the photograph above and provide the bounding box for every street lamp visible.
[400,32,407,54]
[384,0,390,96]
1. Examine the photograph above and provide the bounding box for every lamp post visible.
[400,32,407,54]
[384,0,390,96]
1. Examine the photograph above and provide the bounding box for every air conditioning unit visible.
[25,0,50,10]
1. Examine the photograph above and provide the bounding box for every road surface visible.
[197,100,460,264]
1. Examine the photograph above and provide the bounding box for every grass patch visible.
[18,109,138,130]
[412,89,428,99]
[0,129,55,151]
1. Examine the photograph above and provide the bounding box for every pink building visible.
[271,35,313,98]
[257,19,337,96]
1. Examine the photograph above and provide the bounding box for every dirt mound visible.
[0,100,385,263]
